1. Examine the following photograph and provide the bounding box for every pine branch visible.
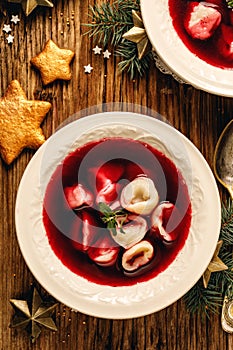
[183,199,233,317]
[83,0,152,79]
[184,282,223,317]
[85,0,140,46]
[220,199,233,245]
[116,40,152,79]
[184,281,223,317]
[213,250,233,292]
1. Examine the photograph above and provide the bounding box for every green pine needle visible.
[83,0,152,79]
[183,199,233,317]
[85,0,140,46]
[116,40,152,79]
[184,281,223,317]
[220,199,233,245]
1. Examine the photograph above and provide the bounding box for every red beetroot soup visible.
[169,0,233,69]
[43,138,192,286]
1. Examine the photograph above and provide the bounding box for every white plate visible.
[141,0,233,97]
[15,112,221,319]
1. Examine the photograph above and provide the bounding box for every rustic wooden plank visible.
[0,0,233,349]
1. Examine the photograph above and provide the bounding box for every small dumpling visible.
[110,215,148,249]
[120,176,159,215]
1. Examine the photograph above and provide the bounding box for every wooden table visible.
[0,1,233,349]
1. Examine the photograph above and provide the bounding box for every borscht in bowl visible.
[43,136,192,286]
[15,113,222,318]
[169,0,233,69]
[141,0,233,96]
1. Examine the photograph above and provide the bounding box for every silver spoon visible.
[213,119,233,199]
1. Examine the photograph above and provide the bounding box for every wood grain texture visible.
[0,1,233,349]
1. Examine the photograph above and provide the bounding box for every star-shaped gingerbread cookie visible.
[31,40,75,85]
[0,80,51,164]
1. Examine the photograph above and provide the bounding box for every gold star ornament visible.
[0,80,51,164]
[123,10,152,60]
[8,0,53,16]
[31,40,75,85]
[203,240,228,288]
[10,288,58,343]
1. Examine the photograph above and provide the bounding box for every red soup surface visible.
[169,0,233,69]
[43,138,192,286]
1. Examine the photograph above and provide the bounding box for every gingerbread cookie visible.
[0,80,51,164]
[31,40,75,85]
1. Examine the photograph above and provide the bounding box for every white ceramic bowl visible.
[15,112,221,319]
[141,0,233,97]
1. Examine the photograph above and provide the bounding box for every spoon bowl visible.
[214,119,233,199]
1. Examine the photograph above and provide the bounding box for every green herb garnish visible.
[98,202,128,236]
[227,0,233,8]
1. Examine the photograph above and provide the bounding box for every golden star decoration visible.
[0,80,51,164]
[203,240,228,288]
[123,10,151,60]
[8,0,53,16]
[31,39,75,85]
[10,288,58,343]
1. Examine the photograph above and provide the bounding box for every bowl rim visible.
[15,112,221,319]
[141,0,233,97]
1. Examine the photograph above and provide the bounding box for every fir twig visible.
[213,250,233,292]
[83,0,152,79]
[220,199,233,245]
[116,40,152,79]
[184,281,223,317]
[183,199,233,317]
[85,0,140,46]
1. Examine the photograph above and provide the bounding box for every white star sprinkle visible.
[84,64,93,74]
[6,34,14,44]
[3,24,12,33]
[11,15,20,25]
[93,45,102,55]
[103,50,111,59]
